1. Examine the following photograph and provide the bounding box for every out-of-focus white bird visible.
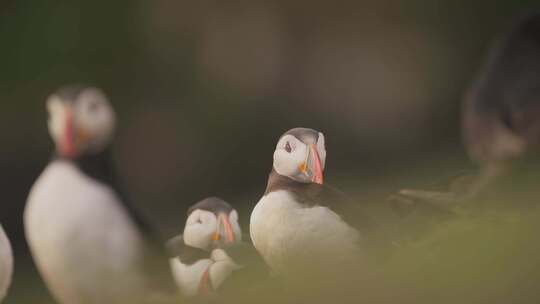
[0,224,13,302]
[25,85,176,304]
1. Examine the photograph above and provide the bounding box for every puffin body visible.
[0,225,13,302]
[168,246,240,297]
[26,160,147,303]
[167,197,261,297]
[25,85,174,304]
[250,128,368,275]
[464,13,540,168]
[251,189,360,274]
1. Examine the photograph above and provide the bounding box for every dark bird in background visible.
[25,85,176,304]
[396,12,540,206]
[462,12,540,193]
[0,224,13,303]
[167,197,266,298]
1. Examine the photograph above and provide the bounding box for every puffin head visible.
[47,85,116,159]
[183,197,242,251]
[273,127,326,184]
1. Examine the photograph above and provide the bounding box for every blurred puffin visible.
[395,13,540,205]
[250,128,376,275]
[0,224,12,302]
[462,12,540,192]
[25,85,176,304]
[167,197,264,297]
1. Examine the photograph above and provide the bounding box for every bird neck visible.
[53,149,115,186]
[265,169,323,196]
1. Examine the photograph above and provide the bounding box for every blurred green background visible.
[1,0,539,303]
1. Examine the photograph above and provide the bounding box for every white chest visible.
[250,190,360,274]
[0,225,13,302]
[170,249,239,297]
[170,258,213,297]
[24,161,145,303]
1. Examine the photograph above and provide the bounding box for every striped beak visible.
[299,144,324,184]
[211,213,235,246]
[59,104,76,158]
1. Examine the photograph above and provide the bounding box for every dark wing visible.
[73,150,177,294]
[265,170,391,247]
[294,183,381,235]
[265,170,378,233]
[165,235,210,265]
[224,241,268,268]
[464,13,540,163]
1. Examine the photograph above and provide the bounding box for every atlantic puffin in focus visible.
[250,128,377,276]
[0,224,13,302]
[25,85,176,304]
[167,197,265,297]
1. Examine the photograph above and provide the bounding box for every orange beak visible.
[309,145,324,184]
[59,106,76,158]
[212,213,235,246]
[299,145,324,184]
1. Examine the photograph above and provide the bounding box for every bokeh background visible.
[1,1,539,303]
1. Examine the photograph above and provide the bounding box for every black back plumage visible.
[55,150,177,294]
[466,12,540,156]
[187,197,234,216]
[55,150,156,239]
[473,12,540,116]
[165,235,210,265]
[265,169,378,234]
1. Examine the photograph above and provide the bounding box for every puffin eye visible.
[87,100,101,113]
[285,141,292,153]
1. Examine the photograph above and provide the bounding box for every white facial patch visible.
[273,135,308,180]
[317,132,327,170]
[183,210,218,250]
[228,210,242,243]
[47,95,69,147]
[73,88,116,153]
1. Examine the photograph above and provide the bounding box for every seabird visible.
[25,85,176,304]
[250,128,376,276]
[167,197,265,297]
[0,224,13,302]
[462,12,540,193]
[393,13,540,205]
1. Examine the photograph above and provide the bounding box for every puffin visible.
[25,85,176,304]
[0,224,13,302]
[395,13,540,205]
[167,197,265,297]
[250,128,377,276]
[462,12,540,192]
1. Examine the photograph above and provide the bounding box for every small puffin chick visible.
[25,85,175,304]
[0,224,13,303]
[250,128,376,276]
[167,197,247,297]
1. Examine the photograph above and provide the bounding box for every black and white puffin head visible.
[183,197,242,250]
[47,85,116,159]
[273,128,326,184]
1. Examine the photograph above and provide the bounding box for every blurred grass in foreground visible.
[8,160,540,304]
[233,160,540,304]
